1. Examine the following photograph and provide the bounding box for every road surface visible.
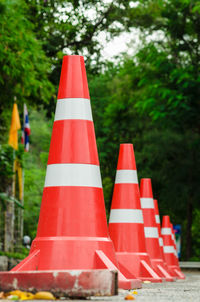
[1,271,199,301]
[89,271,200,302]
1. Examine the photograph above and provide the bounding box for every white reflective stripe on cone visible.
[55,98,93,121]
[155,215,160,224]
[144,227,159,238]
[159,237,163,246]
[163,245,174,253]
[140,198,154,209]
[161,228,171,235]
[45,163,102,188]
[109,209,143,223]
[115,170,138,184]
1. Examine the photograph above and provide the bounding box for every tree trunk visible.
[4,201,15,252]
[4,159,16,252]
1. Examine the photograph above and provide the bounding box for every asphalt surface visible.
[1,271,200,302]
[88,271,200,302]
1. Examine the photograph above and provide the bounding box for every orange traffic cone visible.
[171,225,178,257]
[161,216,185,279]
[154,200,175,281]
[140,179,174,281]
[0,56,141,294]
[170,223,185,279]
[109,144,162,282]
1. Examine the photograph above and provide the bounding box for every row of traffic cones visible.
[0,55,184,296]
[109,144,185,283]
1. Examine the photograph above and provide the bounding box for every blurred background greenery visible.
[0,0,200,260]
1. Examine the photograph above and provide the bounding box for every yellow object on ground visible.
[0,290,55,300]
[124,294,135,300]
[8,290,34,300]
[131,290,138,295]
[34,291,55,300]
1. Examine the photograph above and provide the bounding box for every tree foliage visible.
[24,0,138,116]
[25,0,133,66]
[23,110,53,239]
[0,0,54,140]
[89,0,200,259]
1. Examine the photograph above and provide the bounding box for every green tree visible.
[0,0,54,141]
[125,0,200,259]
[25,0,135,68]
[24,0,140,116]
[23,109,53,239]
[89,40,200,259]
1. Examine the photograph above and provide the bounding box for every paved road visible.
[1,271,199,301]
[89,271,200,302]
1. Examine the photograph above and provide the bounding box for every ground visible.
[1,271,200,301]
[89,271,200,302]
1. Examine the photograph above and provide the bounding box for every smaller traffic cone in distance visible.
[171,225,178,258]
[109,144,162,283]
[170,223,178,258]
[170,223,185,279]
[140,179,174,281]
[154,200,175,281]
[154,200,164,255]
[161,216,185,279]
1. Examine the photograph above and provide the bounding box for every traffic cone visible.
[154,200,175,281]
[140,179,174,281]
[171,224,178,258]
[161,216,185,279]
[109,144,162,282]
[0,55,141,294]
[170,223,185,279]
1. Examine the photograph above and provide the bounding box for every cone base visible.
[11,236,142,290]
[12,236,119,271]
[115,252,162,283]
[0,270,117,297]
[119,279,142,290]
[95,250,142,289]
[151,259,176,282]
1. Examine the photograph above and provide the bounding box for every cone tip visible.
[62,54,84,60]
[120,143,133,146]
[140,178,153,198]
[154,199,159,214]
[58,55,89,99]
[162,215,170,227]
[117,143,137,170]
